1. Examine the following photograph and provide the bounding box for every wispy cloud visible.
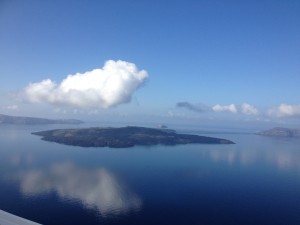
[177,102,260,116]
[240,103,258,115]
[1,104,19,110]
[175,100,300,120]
[177,102,254,116]
[267,104,300,117]
[21,60,148,109]
[176,102,208,113]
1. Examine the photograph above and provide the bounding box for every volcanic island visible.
[32,126,235,148]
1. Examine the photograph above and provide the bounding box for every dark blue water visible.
[1,124,300,225]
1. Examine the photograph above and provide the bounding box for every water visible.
[1,124,300,225]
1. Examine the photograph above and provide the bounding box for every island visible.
[0,114,83,125]
[32,126,235,148]
[256,127,300,138]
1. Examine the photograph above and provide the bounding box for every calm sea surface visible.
[1,124,300,225]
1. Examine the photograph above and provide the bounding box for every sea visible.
[1,123,300,225]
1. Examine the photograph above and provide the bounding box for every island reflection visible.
[15,162,142,216]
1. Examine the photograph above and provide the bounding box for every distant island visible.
[256,127,300,138]
[32,126,235,148]
[0,114,83,125]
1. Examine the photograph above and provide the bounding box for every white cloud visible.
[267,104,300,117]
[177,102,260,116]
[240,103,258,115]
[1,104,19,110]
[22,60,148,109]
[212,104,237,113]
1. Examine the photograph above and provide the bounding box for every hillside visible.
[0,114,83,125]
[33,126,235,148]
[257,127,300,137]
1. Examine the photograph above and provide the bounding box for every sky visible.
[0,0,300,128]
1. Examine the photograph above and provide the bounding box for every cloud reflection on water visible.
[16,162,142,216]
[265,150,300,170]
[206,148,256,166]
[203,145,300,171]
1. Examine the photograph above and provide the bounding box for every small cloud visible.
[2,104,19,110]
[267,104,300,117]
[212,104,237,113]
[177,101,261,116]
[167,110,174,117]
[176,102,208,113]
[88,109,99,115]
[53,108,67,114]
[21,60,148,109]
[241,103,258,115]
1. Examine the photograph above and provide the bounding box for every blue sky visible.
[0,0,300,127]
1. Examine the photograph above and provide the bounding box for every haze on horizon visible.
[0,0,299,128]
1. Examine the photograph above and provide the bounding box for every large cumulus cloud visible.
[22,60,148,109]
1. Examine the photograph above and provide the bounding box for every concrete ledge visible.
[0,210,42,225]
